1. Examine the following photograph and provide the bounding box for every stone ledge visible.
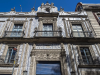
[0,64,19,67]
[78,65,100,68]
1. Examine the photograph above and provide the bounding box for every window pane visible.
[43,24,53,36]
[80,47,93,64]
[5,47,17,63]
[36,61,61,75]
[13,24,23,31]
[72,24,85,37]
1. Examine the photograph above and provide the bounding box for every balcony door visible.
[72,24,85,37]
[11,24,23,37]
[43,24,53,37]
[5,47,17,63]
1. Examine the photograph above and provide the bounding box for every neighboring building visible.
[0,2,100,75]
[75,2,100,38]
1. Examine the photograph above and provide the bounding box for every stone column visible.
[61,43,68,75]
[1,19,10,37]
[28,19,33,38]
[0,44,3,52]
[53,17,57,36]
[31,56,36,75]
[23,18,28,38]
[95,44,100,57]
[2,45,8,56]
[30,43,36,75]
[38,17,43,36]
[23,43,29,72]
[0,23,6,38]
[9,18,15,31]
[17,44,25,75]
[86,19,96,37]
[62,18,68,38]
[68,44,76,75]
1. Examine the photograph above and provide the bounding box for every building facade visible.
[0,2,100,75]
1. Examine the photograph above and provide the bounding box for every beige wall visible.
[86,11,100,38]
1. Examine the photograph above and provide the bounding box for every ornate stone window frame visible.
[69,20,86,33]
[11,20,26,31]
[0,44,19,67]
[30,43,68,75]
[38,17,58,31]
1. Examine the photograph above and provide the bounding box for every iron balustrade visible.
[34,31,62,37]
[0,55,18,64]
[78,56,100,65]
[4,31,24,37]
[71,31,93,37]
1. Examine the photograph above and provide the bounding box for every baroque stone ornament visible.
[31,49,62,60]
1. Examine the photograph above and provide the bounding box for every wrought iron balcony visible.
[78,56,100,65]
[0,55,19,64]
[34,31,62,37]
[71,31,93,38]
[4,31,24,37]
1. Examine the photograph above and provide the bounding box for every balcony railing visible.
[0,55,18,64]
[4,31,24,37]
[78,56,100,65]
[71,31,93,38]
[34,31,62,37]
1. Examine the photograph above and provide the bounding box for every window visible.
[11,24,23,37]
[43,24,53,36]
[36,61,61,75]
[72,24,85,37]
[5,47,17,63]
[80,47,93,64]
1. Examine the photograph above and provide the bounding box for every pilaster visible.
[62,18,68,38]
[28,19,33,38]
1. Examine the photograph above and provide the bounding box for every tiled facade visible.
[0,2,100,75]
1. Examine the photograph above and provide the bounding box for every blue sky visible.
[0,0,100,12]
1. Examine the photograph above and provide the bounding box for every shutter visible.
[36,61,61,75]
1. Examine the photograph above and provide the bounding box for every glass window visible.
[36,61,61,75]
[43,24,53,36]
[12,24,23,31]
[11,24,23,37]
[5,47,17,63]
[80,47,93,64]
[72,24,85,37]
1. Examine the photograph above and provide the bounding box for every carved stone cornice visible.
[31,49,62,60]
